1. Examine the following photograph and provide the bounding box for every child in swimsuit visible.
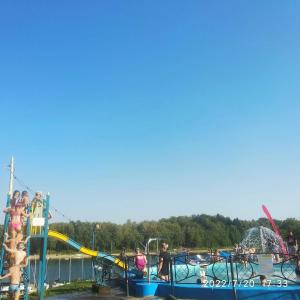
[134,248,147,272]
[31,191,44,218]
[4,232,30,250]
[19,191,30,226]
[0,259,28,300]
[3,241,27,266]
[10,190,20,208]
[3,204,29,239]
[260,275,267,286]
[20,191,30,208]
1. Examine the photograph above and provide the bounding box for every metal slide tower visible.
[0,157,50,299]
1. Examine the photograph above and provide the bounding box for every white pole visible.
[58,256,61,281]
[81,258,84,280]
[91,258,94,280]
[8,156,14,196]
[69,257,72,283]
[34,256,37,288]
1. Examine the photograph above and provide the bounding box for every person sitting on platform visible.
[211,249,220,263]
[260,275,267,286]
[0,258,28,300]
[199,266,208,284]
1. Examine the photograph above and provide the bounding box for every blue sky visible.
[1,1,300,223]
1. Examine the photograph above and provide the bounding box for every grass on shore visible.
[30,280,93,298]
[0,281,93,299]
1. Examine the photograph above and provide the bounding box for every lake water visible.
[29,258,94,284]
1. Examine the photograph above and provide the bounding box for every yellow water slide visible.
[48,230,126,269]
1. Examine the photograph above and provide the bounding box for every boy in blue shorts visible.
[0,258,27,300]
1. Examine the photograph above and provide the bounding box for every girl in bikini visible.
[3,204,29,242]
[134,248,147,277]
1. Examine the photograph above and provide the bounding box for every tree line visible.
[1,214,299,254]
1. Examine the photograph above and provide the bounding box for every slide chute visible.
[262,205,288,257]
[48,230,126,269]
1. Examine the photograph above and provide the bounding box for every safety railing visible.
[93,251,300,289]
[173,253,201,283]
[175,252,300,286]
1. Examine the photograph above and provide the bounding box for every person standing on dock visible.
[134,248,147,277]
[287,231,298,256]
[158,242,171,281]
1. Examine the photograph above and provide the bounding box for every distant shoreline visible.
[30,253,92,260]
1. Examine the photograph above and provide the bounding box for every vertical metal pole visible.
[235,258,239,283]
[33,255,37,288]
[34,256,37,287]
[8,156,14,196]
[23,205,31,300]
[91,259,94,281]
[229,256,238,300]
[0,158,14,276]
[38,239,44,298]
[0,194,11,275]
[125,256,129,297]
[58,256,61,281]
[82,258,84,280]
[226,258,230,283]
[170,258,174,296]
[147,242,150,283]
[92,228,95,281]
[69,257,72,283]
[38,194,50,300]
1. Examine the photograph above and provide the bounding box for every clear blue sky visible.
[1,1,300,223]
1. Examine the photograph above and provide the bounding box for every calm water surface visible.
[30,258,94,284]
